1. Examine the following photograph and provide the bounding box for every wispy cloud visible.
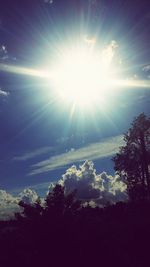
[142,65,150,72]
[13,146,53,161]
[0,88,9,97]
[29,135,124,176]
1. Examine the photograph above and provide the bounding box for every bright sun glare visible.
[1,37,150,113]
[49,40,118,109]
[0,38,124,112]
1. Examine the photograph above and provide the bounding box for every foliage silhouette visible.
[45,184,81,221]
[113,113,150,200]
[1,199,150,267]
[18,196,43,219]
[1,113,150,267]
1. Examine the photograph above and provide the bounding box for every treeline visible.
[0,113,150,267]
[113,113,150,200]
[1,192,150,267]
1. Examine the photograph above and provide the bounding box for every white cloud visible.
[0,188,40,221]
[142,65,150,72]
[54,160,127,205]
[19,188,39,206]
[0,88,9,97]
[0,190,18,204]
[29,135,124,176]
[13,146,53,161]
[0,45,8,61]
[0,190,21,221]
[0,158,127,221]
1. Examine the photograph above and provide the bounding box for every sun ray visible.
[1,38,150,120]
[0,63,48,78]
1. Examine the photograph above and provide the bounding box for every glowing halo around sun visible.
[48,40,119,110]
[1,37,150,114]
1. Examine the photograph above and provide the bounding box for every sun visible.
[0,38,119,113]
[49,40,118,111]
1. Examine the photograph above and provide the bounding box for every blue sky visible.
[0,0,150,195]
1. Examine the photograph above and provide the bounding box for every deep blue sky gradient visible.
[0,0,150,194]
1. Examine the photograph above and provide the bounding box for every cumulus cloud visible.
[57,160,127,206]
[19,188,39,206]
[0,190,21,221]
[0,158,127,220]
[0,190,18,204]
[29,135,124,176]
[0,188,40,221]
[13,146,53,161]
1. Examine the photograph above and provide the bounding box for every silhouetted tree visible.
[113,113,150,200]
[16,196,43,222]
[45,184,81,216]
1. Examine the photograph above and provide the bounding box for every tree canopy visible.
[113,113,150,200]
